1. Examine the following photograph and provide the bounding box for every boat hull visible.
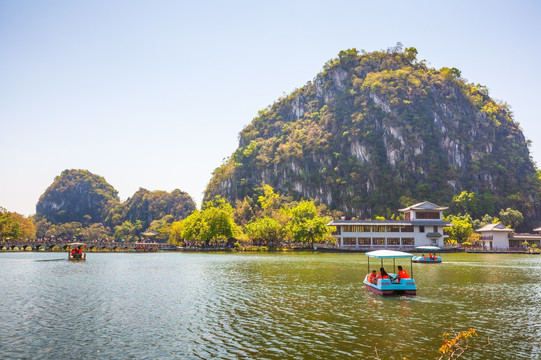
[412,256,441,264]
[363,276,416,296]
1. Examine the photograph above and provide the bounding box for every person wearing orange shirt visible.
[392,266,410,283]
[367,270,377,284]
[376,267,389,282]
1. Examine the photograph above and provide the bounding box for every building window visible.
[343,237,356,245]
[402,225,414,232]
[404,212,411,221]
[419,226,425,233]
[374,225,386,233]
[389,225,400,232]
[401,238,414,245]
[416,212,440,219]
[387,237,400,245]
[358,237,371,245]
[359,225,371,232]
[373,237,385,245]
[343,225,357,232]
[433,226,438,233]
[509,240,522,248]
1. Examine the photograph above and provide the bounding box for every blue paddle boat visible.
[412,246,442,263]
[363,250,416,296]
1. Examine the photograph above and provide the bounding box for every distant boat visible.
[413,246,442,263]
[363,250,416,296]
[68,242,86,261]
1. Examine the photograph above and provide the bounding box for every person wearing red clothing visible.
[376,267,389,282]
[392,266,410,283]
[367,270,377,284]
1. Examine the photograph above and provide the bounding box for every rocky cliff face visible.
[37,170,197,228]
[204,47,540,224]
[106,188,196,228]
[36,169,119,224]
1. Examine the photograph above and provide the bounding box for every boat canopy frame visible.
[365,250,414,279]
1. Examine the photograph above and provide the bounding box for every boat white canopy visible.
[365,250,414,259]
[415,246,441,251]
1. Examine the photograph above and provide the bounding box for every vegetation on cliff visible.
[36,169,119,225]
[33,169,196,241]
[204,45,541,230]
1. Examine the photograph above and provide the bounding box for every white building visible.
[327,201,451,249]
[475,223,513,250]
[476,224,541,250]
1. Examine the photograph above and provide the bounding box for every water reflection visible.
[0,252,540,359]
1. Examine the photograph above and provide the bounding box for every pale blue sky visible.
[1,0,540,216]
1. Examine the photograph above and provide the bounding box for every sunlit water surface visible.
[1,252,540,359]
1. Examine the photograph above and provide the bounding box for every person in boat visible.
[77,247,83,259]
[428,253,434,260]
[71,248,76,258]
[367,270,377,284]
[391,266,410,283]
[422,253,427,260]
[376,267,389,282]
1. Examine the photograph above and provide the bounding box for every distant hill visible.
[106,188,196,228]
[204,46,541,227]
[36,170,196,229]
[36,169,119,224]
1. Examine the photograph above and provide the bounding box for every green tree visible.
[451,191,478,216]
[258,184,279,211]
[168,221,184,245]
[113,220,143,242]
[149,215,175,241]
[182,197,239,245]
[444,215,473,243]
[499,208,523,228]
[245,216,285,244]
[472,214,499,230]
[286,201,333,244]
[234,197,255,226]
[80,223,110,241]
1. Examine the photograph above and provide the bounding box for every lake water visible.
[1,252,540,359]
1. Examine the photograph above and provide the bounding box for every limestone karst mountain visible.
[204,46,540,227]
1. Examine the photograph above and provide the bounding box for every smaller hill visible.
[106,188,196,228]
[36,169,119,225]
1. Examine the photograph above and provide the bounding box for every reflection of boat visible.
[68,243,86,261]
[363,250,416,296]
[413,246,442,263]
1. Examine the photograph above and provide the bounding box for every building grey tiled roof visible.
[327,219,451,227]
[327,220,411,226]
[510,233,541,240]
[475,223,514,232]
[398,201,449,212]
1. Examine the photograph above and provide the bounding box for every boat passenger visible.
[376,267,389,282]
[422,254,427,260]
[367,270,377,284]
[392,266,410,283]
